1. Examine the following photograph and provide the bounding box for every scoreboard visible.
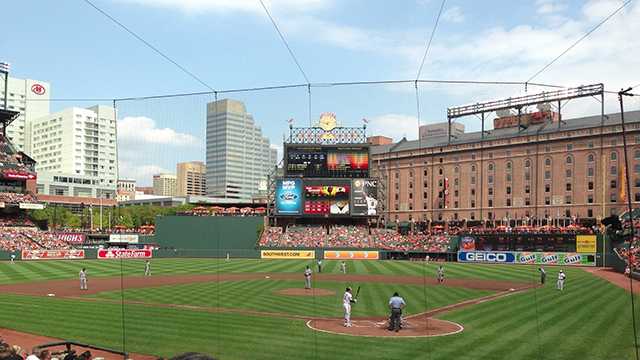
[285,145,369,178]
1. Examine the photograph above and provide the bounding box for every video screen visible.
[286,145,369,178]
[303,180,351,216]
[275,179,303,215]
[351,179,378,216]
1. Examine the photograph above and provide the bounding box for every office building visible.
[153,173,177,196]
[0,76,50,153]
[176,161,206,196]
[31,105,118,198]
[117,179,136,202]
[205,99,276,200]
[371,111,640,223]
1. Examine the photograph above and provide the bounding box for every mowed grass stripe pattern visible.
[0,259,540,284]
[87,279,494,317]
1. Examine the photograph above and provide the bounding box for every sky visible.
[2,0,640,185]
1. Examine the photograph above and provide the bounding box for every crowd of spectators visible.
[258,225,451,251]
[0,213,34,227]
[0,228,75,252]
[0,192,37,205]
[0,134,35,175]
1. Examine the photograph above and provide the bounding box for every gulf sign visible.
[323,250,379,260]
[457,251,517,263]
[97,248,152,259]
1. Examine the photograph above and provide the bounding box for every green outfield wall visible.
[154,216,264,257]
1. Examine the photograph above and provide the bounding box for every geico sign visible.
[459,252,515,263]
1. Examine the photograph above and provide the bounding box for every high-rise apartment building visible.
[153,173,177,196]
[0,76,50,153]
[176,161,206,196]
[205,99,276,200]
[31,105,118,198]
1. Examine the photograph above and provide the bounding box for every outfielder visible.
[317,259,323,273]
[557,269,566,291]
[79,268,88,290]
[144,260,151,276]
[538,267,546,285]
[437,265,445,284]
[340,261,347,274]
[343,287,357,327]
[304,265,312,290]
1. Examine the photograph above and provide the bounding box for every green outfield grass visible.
[0,259,637,360]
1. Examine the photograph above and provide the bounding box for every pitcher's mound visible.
[276,288,335,296]
[307,317,463,337]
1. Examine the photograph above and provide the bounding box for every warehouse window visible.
[611,180,617,189]
[611,152,618,161]
[588,154,595,162]
[488,162,494,171]
[636,149,640,160]
[488,199,493,207]
[588,181,594,190]
[588,194,594,203]
[588,167,594,177]
[506,198,512,207]
[545,184,551,192]
[566,155,573,164]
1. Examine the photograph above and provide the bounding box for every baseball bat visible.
[355,285,361,299]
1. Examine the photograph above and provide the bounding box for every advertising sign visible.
[2,170,36,180]
[54,232,85,244]
[576,235,597,253]
[261,250,315,259]
[323,250,379,260]
[458,251,517,263]
[275,179,303,215]
[303,180,350,215]
[109,234,139,244]
[97,248,152,259]
[19,203,44,210]
[21,249,85,260]
[460,236,476,251]
[351,179,378,216]
[459,251,595,266]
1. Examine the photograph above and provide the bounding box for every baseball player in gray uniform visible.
[304,265,312,290]
[144,260,151,276]
[79,268,88,290]
[557,269,566,291]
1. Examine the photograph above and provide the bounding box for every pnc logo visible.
[31,83,46,95]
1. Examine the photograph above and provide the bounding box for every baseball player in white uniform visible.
[79,268,88,290]
[343,287,357,327]
[557,270,566,291]
[144,260,151,276]
[437,265,445,284]
[340,261,347,274]
[304,266,312,290]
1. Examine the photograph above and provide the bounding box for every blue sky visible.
[2,0,639,185]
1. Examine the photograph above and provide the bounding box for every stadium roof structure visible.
[371,110,640,155]
[0,109,19,136]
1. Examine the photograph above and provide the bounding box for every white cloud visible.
[116,0,330,14]
[118,116,200,146]
[536,0,568,15]
[367,114,420,142]
[442,6,465,23]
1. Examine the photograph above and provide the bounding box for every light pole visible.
[0,62,9,111]
[618,86,639,360]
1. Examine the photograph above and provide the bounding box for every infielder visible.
[437,265,445,284]
[304,265,312,290]
[340,261,347,274]
[10,254,15,263]
[538,267,546,285]
[343,287,357,327]
[79,268,88,290]
[144,260,151,276]
[557,270,566,291]
[388,292,406,332]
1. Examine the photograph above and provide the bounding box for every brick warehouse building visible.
[370,110,640,224]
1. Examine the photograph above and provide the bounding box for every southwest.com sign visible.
[458,251,516,263]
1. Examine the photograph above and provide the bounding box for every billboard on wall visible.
[303,180,350,216]
[324,250,379,260]
[97,248,152,259]
[261,250,315,259]
[460,236,476,251]
[54,232,85,244]
[458,251,595,266]
[351,179,378,216]
[109,234,139,243]
[21,249,85,260]
[576,235,597,253]
[275,179,303,215]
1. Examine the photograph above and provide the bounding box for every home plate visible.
[47,294,55,297]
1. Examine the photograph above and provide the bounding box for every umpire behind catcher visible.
[388,292,406,332]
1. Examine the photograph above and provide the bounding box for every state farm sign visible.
[97,248,152,259]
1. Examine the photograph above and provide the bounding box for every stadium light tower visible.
[0,61,9,110]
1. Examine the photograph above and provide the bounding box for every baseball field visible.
[0,258,637,360]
